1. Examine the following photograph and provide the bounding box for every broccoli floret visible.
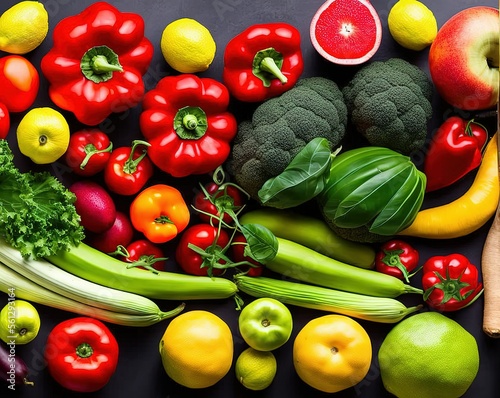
[343,58,433,155]
[227,77,348,200]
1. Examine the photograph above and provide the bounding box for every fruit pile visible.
[0,0,498,397]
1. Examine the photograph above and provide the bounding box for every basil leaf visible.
[258,137,334,209]
[241,223,278,264]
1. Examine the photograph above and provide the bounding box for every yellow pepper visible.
[399,132,499,239]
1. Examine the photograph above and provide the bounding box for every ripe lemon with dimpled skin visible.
[0,1,48,54]
[16,107,70,165]
[159,310,233,389]
[235,347,277,391]
[388,0,438,51]
[160,18,216,73]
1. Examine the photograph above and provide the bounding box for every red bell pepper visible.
[104,140,153,196]
[40,2,153,126]
[44,317,119,393]
[140,74,238,177]
[422,253,483,312]
[375,239,420,283]
[0,55,39,113]
[0,103,9,139]
[65,129,113,176]
[424,116,488,192]
[222,22,304,102]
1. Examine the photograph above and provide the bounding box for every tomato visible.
[0,55,39,113]
[293,314,372,393]
[193,181,246,225]
[122,239,167,272]
[0,300,41,345]
[65,129,113,176]
[0,103,10,139]
[231,233,263,276]
[175,224,231,276]
[238,298,293,351]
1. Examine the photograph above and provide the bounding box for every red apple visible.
[428,6,499,111]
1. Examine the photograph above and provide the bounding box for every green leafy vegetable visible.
[240,223,278,264]
[0,140,84,259]
[258,137,335,209]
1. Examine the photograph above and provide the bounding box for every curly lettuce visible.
[0,140,84,259]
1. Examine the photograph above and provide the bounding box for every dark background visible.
[1,0,499,397]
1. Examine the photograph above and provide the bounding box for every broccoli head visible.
[342,58,433,155]
[227,77,347,200]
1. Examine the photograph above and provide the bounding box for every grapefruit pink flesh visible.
[310,0,382,65]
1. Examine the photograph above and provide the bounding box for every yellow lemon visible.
[17,107,70,164]
[0,1,49,54]
[159,310,233,389]
[388,0,438,51]
[160,18,216,73]
[235,347,277,391]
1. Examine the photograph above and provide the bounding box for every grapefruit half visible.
[310,0,382,65]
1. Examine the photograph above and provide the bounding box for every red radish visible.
[85,211,134,254]
[70,180,116,233]
[310,0,382,65]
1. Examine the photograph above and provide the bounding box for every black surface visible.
[1,0,499,397]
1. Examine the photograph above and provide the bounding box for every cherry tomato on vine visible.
[193,182,246,225]
[175,224,231,277]
[0,55,39,113]
[232,233,263,276]
[122,239,168,272]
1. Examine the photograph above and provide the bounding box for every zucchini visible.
[235,275,422,323]
[265,238,422,298]
[47,242,237,300]
[239,208,376,269]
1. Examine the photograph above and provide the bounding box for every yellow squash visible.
[399,132,499,239]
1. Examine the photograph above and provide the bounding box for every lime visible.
[16,107,70,164]
[0,1,48,54]
[388,0,438,51]
[160,18,216,73]
[378,312,480,398]
[235,347,277,391]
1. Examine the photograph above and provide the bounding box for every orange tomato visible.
[293,314,372,393]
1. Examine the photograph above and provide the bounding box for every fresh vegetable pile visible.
[0,0,498,397]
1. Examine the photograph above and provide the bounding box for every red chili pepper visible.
[120,239,168,272]
[44,317,119,393]
[0,103,9,139]
[222,22,304,102]
[422,253,483,312]
[40,2,153,126]
[140,74,237,177]
[0,55,39,113]
[175,224,231,277]
[375,239,420,283]
[65,129,113,176]
[104,140,154,196]
[424,116,488,192]
[193,181,246,226]
[231,233,264,277]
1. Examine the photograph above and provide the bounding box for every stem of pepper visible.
[259,57,288,84]
[123,140,150,175]
[76,342,93,358]
[92,55,123,73]
[80,142,113,169]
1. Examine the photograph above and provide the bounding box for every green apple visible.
[428,6,499,111]
[238,297,293,351]
[0,300,41,345]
